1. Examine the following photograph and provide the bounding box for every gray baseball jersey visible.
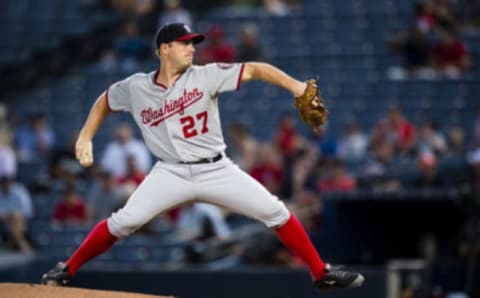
[105,62,289,239]
[106,63,245,162]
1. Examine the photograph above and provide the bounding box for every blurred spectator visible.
[115,182,138,211]
[228,122,258,171]
[134,0,155,17]
[274,113,299,160]
[263,0,290,16]
[177,202,233,263]
[387,26,437,80]
[408,151,448,189]
[49,131,85,192]
[0,176,33,254]
[285,0,301,13]
[0,103,9,127]
[236,23,268,62]
[312,125,338,159]
[288,190,322,233]
[176,203,231,241]
[447,124,466,155]
[100,122,152,178]
[197,25,236,64]
[290,146,318,198]
[317,160,357,193]
[415,1,436,34]
[431,0,457,29]
[14,113,55,162]
[417,120,448,156]
[52,186,88,226]
[363,141,402,192]
[274,114,311,198]
[370,105,417,155]
[0,105,15,178]
[468,148,480,193]
[364,141,395,177]
[115,22,149,72]
[86,171,123,222]
[158,0,193,28]
[404,27,433,73]
[431,27,471,78]
[338,121,368,162]
[473,106,480,148]
[99,49,119,73]
[108,0,155,18]
[0,144,15,178]
[49,156,85,194]
[249,144,284,195]
[304,158,327,191]
[117,154,146,186]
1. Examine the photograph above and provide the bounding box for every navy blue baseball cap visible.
[154,23,205,48]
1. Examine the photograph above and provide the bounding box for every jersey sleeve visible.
[105,76,133,112]
[203,63,245,96]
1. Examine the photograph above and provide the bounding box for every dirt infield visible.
[0,283,174,298]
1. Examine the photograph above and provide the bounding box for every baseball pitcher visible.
[41,23,364,290]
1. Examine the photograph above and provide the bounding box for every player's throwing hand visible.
[75,136,94,167]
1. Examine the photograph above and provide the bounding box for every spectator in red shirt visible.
[274,113,299,159]
[371,105,416,154]
[274,114,304,198]
[52,186,87,226]
[432,28,471,78]
[249,144,284,195]
[317,160,356,192]
[197,25,236,64]
[117,155,146,187]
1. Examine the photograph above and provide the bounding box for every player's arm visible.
[241,62,306,97]
[76,92,110,167]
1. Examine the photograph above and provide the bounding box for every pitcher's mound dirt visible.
[0,283,173,298]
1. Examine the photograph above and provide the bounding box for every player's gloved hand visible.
[75,136,94,167]
[293,78,328,131]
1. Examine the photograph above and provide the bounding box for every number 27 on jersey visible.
[180,111,209,138]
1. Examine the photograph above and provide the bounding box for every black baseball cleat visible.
[314,263,365,289]
[40,262,72,286]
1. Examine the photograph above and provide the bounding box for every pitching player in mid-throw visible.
[41,23,364,290]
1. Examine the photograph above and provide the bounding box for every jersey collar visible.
[151,67,191,90]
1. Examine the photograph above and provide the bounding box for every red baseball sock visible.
[66,219,118,275]
[274,214,326,280]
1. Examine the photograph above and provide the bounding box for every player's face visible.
[167,40,195,70]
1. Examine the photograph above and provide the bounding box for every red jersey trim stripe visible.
[105,88,113,112]
[153,70,168,89]
[105,87,121,112]
[236,63,245,90]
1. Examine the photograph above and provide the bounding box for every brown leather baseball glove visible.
[294,78,328,129]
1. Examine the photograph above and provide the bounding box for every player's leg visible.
[194,159,326,277]
[41,162,194,285]
[195,158,364,288]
